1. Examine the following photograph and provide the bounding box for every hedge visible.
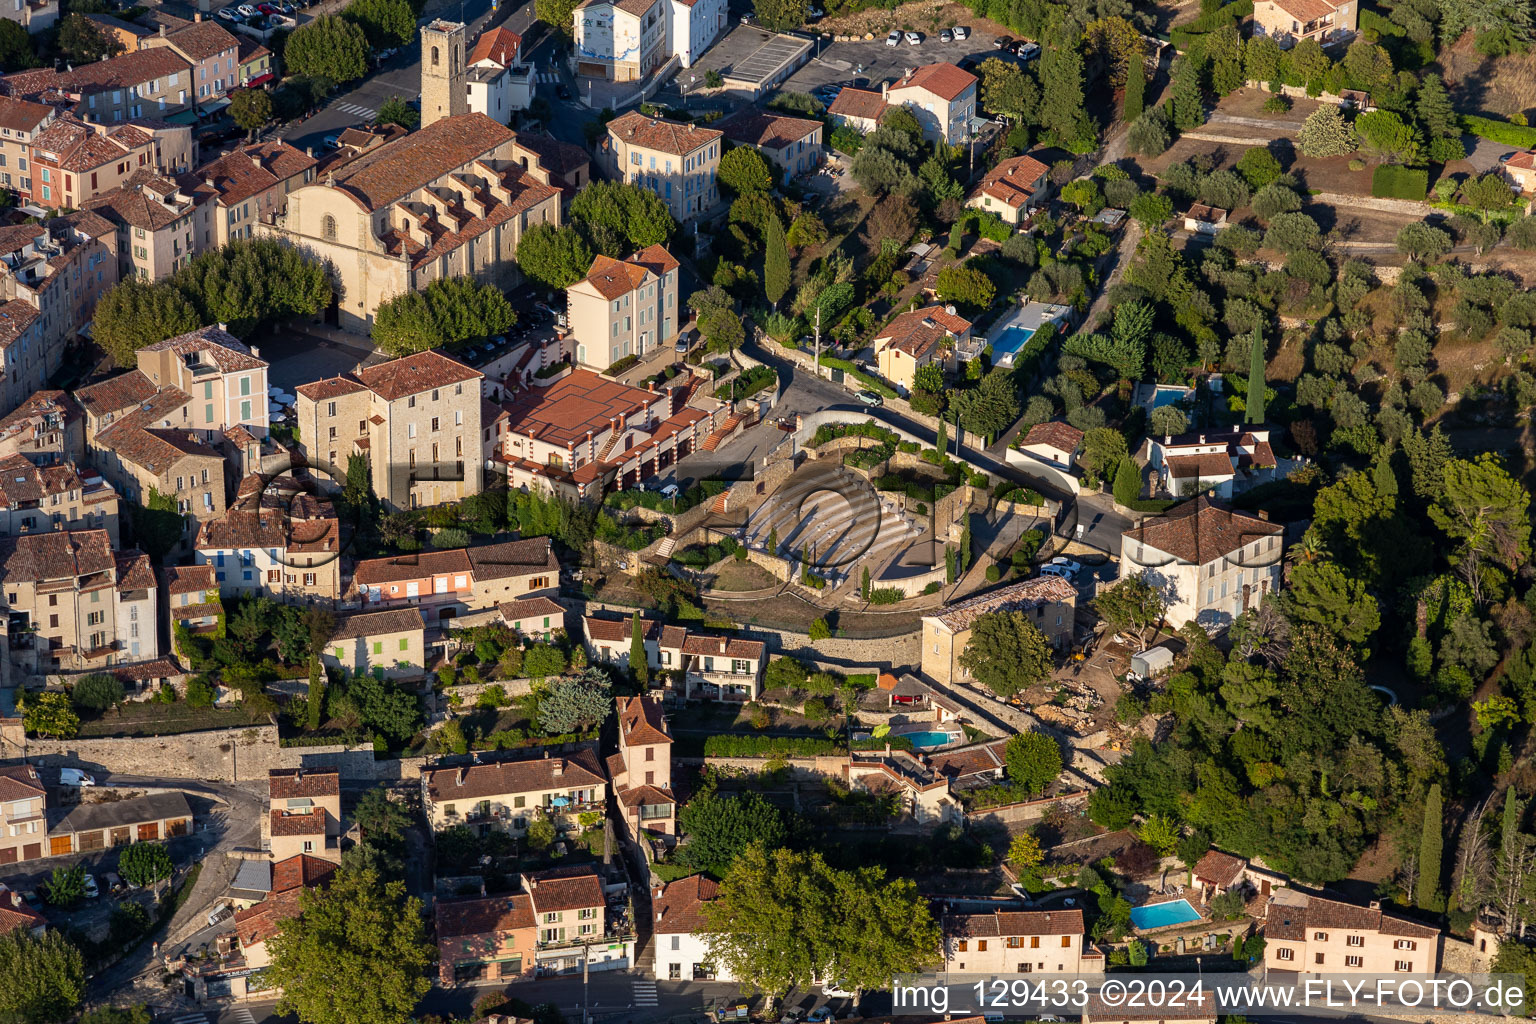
[1358,7,1403,37]
[702,734,845,756]
[811,421,900,447]
[818,355,897,398]
[867,587,905,604]
[1170,0,1253,50]
[1371,164,1427,201]
[851,735,915,751]
[1462,115,1536,149]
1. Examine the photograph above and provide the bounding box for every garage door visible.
[49,836,72,856]
[22,843,39,860]
[0,848,14,865]
[78,830,104,851]
[137,822,159,841]
[167,818,188,837]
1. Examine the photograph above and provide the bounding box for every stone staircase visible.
[701,412,744,452]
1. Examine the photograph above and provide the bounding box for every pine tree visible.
[764,212,790,310]
[1170,55,1206,131]
[1295,104,1357,158]
[629,611,649,687]
[937,416,948,456]
[1245,328,1267,424]
[1121,50,1146,122]
[1415,72,1459,139]
[1418,783,1444,911]
[1039,39,1097,149]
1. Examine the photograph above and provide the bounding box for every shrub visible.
[1371,165,1427,201]
[985,564,1002,582]
[71,673,125,711]
[867,587,904,605]
[1462,115,1536,148]
[702,734,844,756]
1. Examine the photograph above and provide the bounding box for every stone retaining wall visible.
[442,678,535,707]
[680,753,847,782]
[964,788,1091,827]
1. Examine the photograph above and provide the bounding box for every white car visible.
[215,6,241,20]
[82,874,99,899]
[823,981,854,999]
[1051,556,1083,574]
[905,30,921,44]
[60,768,95,787]
[953,24,969,39]
[885,29,901,45]
[236,4,258,16]
[1040,564,1076,580]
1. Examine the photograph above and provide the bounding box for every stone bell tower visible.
[420,19,467,129]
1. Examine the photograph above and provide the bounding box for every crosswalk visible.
[537,71,560,83]
[634,979,659,1006]
[334,101,376,120]
[227,1008,258,1024]
[170,1014,209,1024]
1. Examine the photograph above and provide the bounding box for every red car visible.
[256,4,279,14]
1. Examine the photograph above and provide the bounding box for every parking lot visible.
[778,24,1004,96]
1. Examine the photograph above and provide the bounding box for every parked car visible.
[20,890,40,910]
[940,27,952,41]
[823,981,854,998]
[1018,41,1040,60]
[82,875,99,899]
[104,871,123,895]
[236,4,258,16]
[256,3,278,14]
[215,6,241,20]
[886,29,901,44]
[953,24,969,38]
[905,30,921,43]
[556,83,572,99]
[993,34,1012,48]
[377,46,398,60]
[207,904,234,927]
[808,1010,835,1024]
[856,390,883,407]
[1051,556,1083,574]
[781,1012,806,1024]
[1040,563,1076,579]
[60,768,95,787]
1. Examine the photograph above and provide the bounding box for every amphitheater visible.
[741,460,939,588]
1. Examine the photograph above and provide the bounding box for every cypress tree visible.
[1417,783,1444,911]
[1121,51,1146,123]
[629,611,649,687]
[937,416,947,457]
[1245,328,1266,424]
[307,657,324,731]
[764,212,790,310]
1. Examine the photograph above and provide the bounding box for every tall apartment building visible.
[2,48,196,123]
[884,62,979,145]
[139,17,240,108]
[567,244,680,371]
[0,528,160,673]
[194,475,340,604]
[28,115,194,209]
[465,25,536,123]
[84,171,208,281]
[267,767,342,863]
[0,391,84,465]
[0,764,45,867]
[609,695,675,838]
[0,96,57,197]
[572,0,725,79]
[293,351,482,511]
[0,453,120,546]
[0,213,118,419]
[598,112,720,224]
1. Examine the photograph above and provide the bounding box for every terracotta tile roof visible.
[109,657,180,683]
[925,574,1078,634]
[271,853,337,893]
[828,87,888,121]
[498,595,565,623]
[467,538,558,580]
[944,908,1084,938]
[353,548,473,587]
[501,368,659,450]
[236,36,269,65]
[1270,0,1341,21]
[631,242,679,276]
[875,305,971,360]
[141,325,266,371]
[579,254,649,300]
[353,351,481,402]
[75,370,158,418]
[1165,452,1236,480]
[525,867,603,913]
[190,141,317,209]
[1122,496,1282,566]
[972,154,1049,209]
[678,632,764,659]
[104,423,219,476]
[923,737,1007,779]
[0,528,114,584]
[268,767,340,801]
[0,96,54,133]
[1508,152,1536,171]
[616,782,674,809]
[165,563,216,595]
[114,550,156,593]
[606,111,721,156]
[438,892,535,939]
[889,62,977,102]
[83,173,202,232]
[1264,891,1439,940]
[161,19,239,60]
[1185,203,1227,224]
[515,133,589,177]
[1021,420,1084,454]
[0,898,45,935]
[0,300,38,347]
[330,608,425,642]
[270,808,326,836]
[469,26,521,67]
[4,48,192,99]
[720,109,821,150]
[422,745,606,803]
[326,112,514,212]
[0,764,43,801]
[1193,849,1246,887]
[652,874,717,933]
[617,695,670,746]
[293,376,368,402]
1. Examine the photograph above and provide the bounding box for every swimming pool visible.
[990,326,1036,365]
[1129,899,1202,930]
[900,731,959,750]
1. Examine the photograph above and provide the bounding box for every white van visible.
[59,768,95,787]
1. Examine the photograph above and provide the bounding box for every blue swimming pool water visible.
[991,326,1036,362]
[1129,899,1202,930]
[1150,385,1189,409]
[901,731,959,750]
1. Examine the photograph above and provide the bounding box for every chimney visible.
[251,345,260,358]
[881,81,889,100]
[553,759,564,776]
[1369,900,1381,911]
[305,146,314,158]
[455,766,467,785]
[249,152,262,171]
[1257,510,1269,521]
[195,11,202,20]
[159,25,166,36]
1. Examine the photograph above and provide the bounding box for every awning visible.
[243,72,274,87]
[165,109,199,124]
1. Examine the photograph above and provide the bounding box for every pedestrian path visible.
[537,71,560,83]
[334,101,376,120]
[634,980,659,1006]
